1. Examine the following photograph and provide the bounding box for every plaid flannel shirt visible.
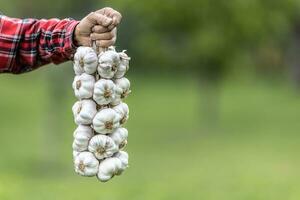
[0,15,79,74]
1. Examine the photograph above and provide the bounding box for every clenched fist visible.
[74,7,122,47]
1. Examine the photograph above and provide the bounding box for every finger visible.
[96,8,122,25]
[94,13,112,26]
[112,13,122,25]
[91,27,116,40]
[92,25,109,33]
[107,24,116,31]
[97,7,115,16]
[96,38,116,48]
[90,31,114,41]
[86,12,112,27]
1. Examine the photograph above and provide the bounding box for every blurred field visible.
[0,65,299,200]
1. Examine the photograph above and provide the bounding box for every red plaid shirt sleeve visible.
[0,15,79,74]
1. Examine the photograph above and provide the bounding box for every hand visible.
[95,7,122,30]
[74,7,122,47]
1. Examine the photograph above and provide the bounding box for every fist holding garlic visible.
[74,7,122,48]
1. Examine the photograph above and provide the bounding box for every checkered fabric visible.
[0,15,79,74]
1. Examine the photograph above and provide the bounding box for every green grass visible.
[0,66,299,200]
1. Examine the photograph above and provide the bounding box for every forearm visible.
[0,15,79,74]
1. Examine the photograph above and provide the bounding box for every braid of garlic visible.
[72,40,131,182]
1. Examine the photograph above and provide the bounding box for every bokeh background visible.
[1,0,300,199]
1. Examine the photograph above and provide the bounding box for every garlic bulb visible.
[72,100,97,125]
[74,47,98,75]
[113,102,129,125]
[74,152,99,177]
[73,151,80,159]
[114,50,130,78]
[72,125,94,152]
[98,48,120,79]
[97,157,123,182]
[93,108,120,134]
[88,135,118,160]
[93,79,116,105]
[109,128,128,149]
[112,77,131,105]
[114,151,129,171]
[72,73,95,99]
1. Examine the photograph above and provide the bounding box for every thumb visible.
[86,12,113,27]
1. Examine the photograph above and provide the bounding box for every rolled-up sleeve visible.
[0,15,79,74]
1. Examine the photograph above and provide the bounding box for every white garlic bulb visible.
[74,47,98,75]
[109,128,128,149]
[74,152,99,177]
[113,102,129,125]
[98,47,120,79]
[112,77,131,105]
[97,157,123,182]
[73,151,80,159]
[114,50,130,78]
[93,108,120,134]
[88,135,118,160]
[93,79,116,105]
[114,151,129,171]
[72,100,97,125]
[72,73,95,99]
[72,125,94,152]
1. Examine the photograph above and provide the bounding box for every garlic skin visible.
[93,108,120,134]
[109,128,128,149]
[97,157,123,182]
[74,47,98,75]
[74,152,99,177]
[114,50,131,79]
[114,151,129,172]
[113,103,129,125]
[72,73,95,99]
[98,48,120,79]
[72,100,97,125]
[93,79,116,105]
[88,135,118,160]
[72,125,94,152]
[112,77,131,105]
[73,151,80,159]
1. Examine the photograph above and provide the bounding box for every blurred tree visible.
[287,21,300,89]
[109,0,300,127]
[1,0,300,132]
[110,0,299,74]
